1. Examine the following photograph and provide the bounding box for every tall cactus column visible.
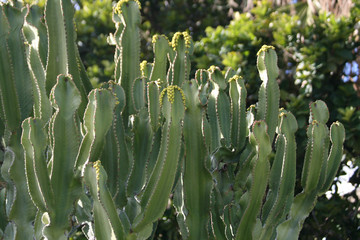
[0,4,36,239]
[113,0,141,121]
[256,45,280,142]
[133,85,186,232]
[181,80,213,239]
[45,0,92,116]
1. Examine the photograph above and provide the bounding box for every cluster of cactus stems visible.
[0,0,345,239]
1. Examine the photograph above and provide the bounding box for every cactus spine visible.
[0,0,345,239]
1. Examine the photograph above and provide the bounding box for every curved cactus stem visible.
[182,80,213,239]
[1,133,36,240]
[256,45,280,143]
[75,88,116,172]
[23,20,52,123]
[24,5,48,67]
[0,7,37,236]
[112,21,124,82]
[319,122,345,194]
[133,85,185,232]
[34,210,45,240]
[210,188,227,240]
[145,129,162,179]
[0,4,33,132]
[303,121,328,193]
[84,161,126,240]
[150,34,171,87]
[310,101,331,193]
[229,75,247,151]
[260,111,298,240]
[173,174,189,239]
[169,32,193,86]
[208,66,231,149]
[276,120,328,240]
[235,121,271,240]
[207,83,221,152]
[100,82,130,207]
[22,119,46,212]
[195,69,211,106]
[22,118,54,213]
[309,100,329,124]
[216,90,231,147]
[127,108,153,197]
[45,74,82,235]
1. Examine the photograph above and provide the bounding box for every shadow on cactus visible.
[0,0,345,239]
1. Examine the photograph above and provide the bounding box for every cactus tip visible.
[152,35,159,44]
[247,104,256,111]
[207,65,217,74]
[114,0,141,14]
[140,60,147,76]
[152,34,169,44]
[228,75,242,82]
[171,31,192,52]
[160,85,186,109]
[257,45,275,56]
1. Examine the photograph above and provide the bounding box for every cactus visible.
[0,0,345,239]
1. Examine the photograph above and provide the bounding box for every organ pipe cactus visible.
[0,0,345,239]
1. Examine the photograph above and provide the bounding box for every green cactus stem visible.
[235,121,271,240]
[182,80,213,239]
[45,0,91,116]
[113,0,141,121]
[84,160,126,240]
[133,85,186,232]
[168,31,193,86]
[256,45,280,143]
